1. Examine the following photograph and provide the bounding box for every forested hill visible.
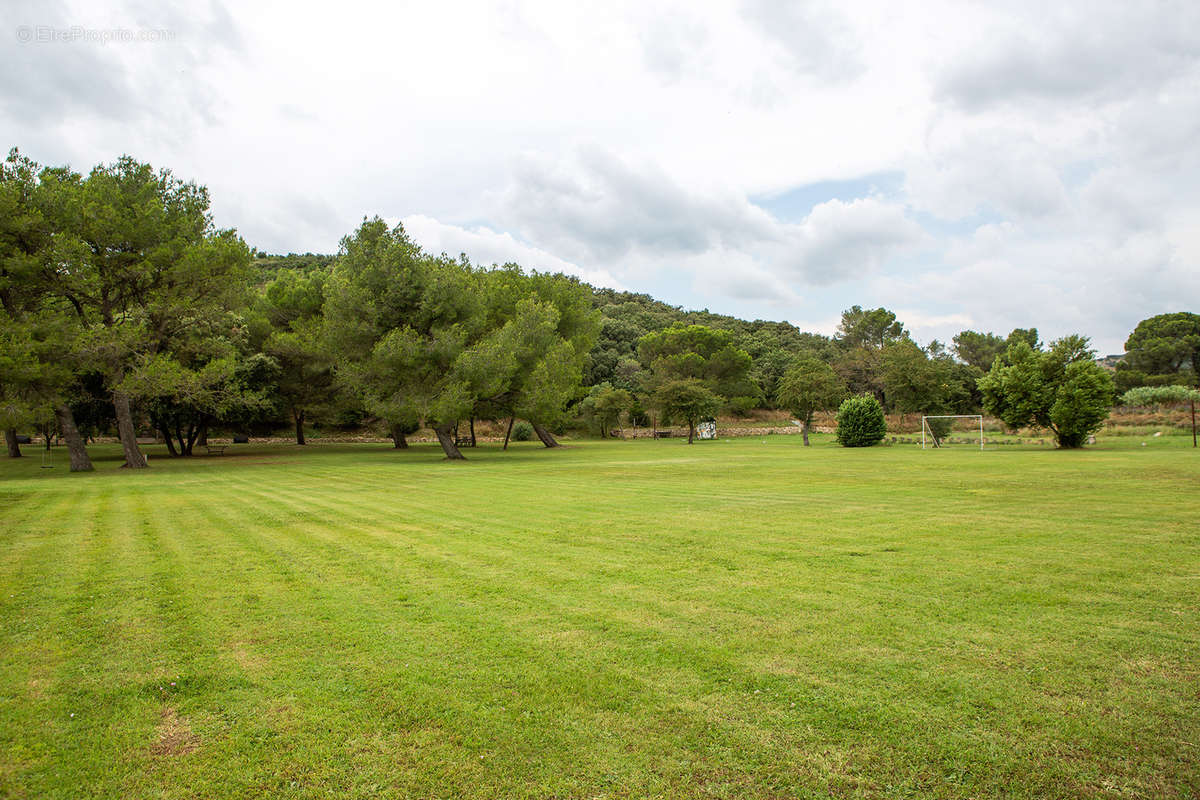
[252,252,336,280]
[587,287,834,404]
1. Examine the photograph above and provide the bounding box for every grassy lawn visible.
[1,435,1197,799]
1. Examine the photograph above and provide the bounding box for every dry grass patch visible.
[151,708,198,757]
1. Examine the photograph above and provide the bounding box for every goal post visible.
[921,415,984,450]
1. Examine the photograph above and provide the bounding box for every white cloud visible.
[398,214,627,291]
[781,197,925,284]
[4,0,1198,351]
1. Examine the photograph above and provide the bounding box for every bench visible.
[454,436,473,447]
[652,430,674,439]
[205,445,227,456]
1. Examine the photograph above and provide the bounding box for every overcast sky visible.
[6,0,1199,354]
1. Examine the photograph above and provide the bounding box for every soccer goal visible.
[921,415,984,450]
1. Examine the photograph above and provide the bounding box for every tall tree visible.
[833,306,908,407]
[256,268,336,445]
[0,150,93,469]
[46,156,251,467]
[326,219,484,460]
[776,356,845,445]
[473,267,600,448]
[655,379,721,444]
[978,335,1114,448]
[637,324,756,408]
[952,330,1008,371]
[836,306,907,351]
[1115,312,1200,391]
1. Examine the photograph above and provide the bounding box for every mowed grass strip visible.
[0,436,1197,799]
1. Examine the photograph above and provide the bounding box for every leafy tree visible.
[1006,328,1040,351]
[776,356,845,445]
[836,305,907,351]
[638,324,756,408]
[0,150,93,469]
[833,306,907,407]
[326,218,483,459]
[474,267,600,448]
[256,268,336,445]
[1115,312,1200,392]
[835,393,887,447]
[881,338,974,423]
[654,379,720,444]
[978,336,1114,448]
[42,156,252,467]
[952,330,1007,371]
[579,382,634,438]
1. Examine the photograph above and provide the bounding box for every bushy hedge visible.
[511,421,534,442]
[835,393,887,447]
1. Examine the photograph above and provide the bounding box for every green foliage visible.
[1120,385,1200,407]
[881,339,974,416]
[1123,312,1200,374]
[588,291,832,410]
[638,324,756,409]
[654,379,721,443]
[776,356,845,440]
[979,336,1115,448]
[833,306,908,405]
[835,393,887,447]
[1115,312,1200,391]
[511,420,534,441]
[579,382,634,437]
[324,221,598,457]
[835,306,907,351]
[952,330,1008,371]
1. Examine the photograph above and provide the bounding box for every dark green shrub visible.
[835,393,887,447]
[511,421,534,442]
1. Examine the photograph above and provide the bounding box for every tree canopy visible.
[979,336,1114,448]
[776,356,845,445]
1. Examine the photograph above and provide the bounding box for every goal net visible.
[921,415,984,450]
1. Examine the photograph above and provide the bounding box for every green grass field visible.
[1,436,1197,799]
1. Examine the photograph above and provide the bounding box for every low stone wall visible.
[613,425,832,439]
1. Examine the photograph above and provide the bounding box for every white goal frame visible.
[921,415,984,450]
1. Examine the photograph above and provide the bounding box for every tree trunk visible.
[112,390,148,468]
[434,422,466,460]
[802,415,811,446]
[687,421,695,444]
[502,416,514,450]
[197,419,208,447]
[294,409,306,445]
[184,422,199,456]
[54,404,93,472]
[389,423,408,449]
[532,422,561,448]
[469,417,476,448]
[5,428,20,458]
[158,419,179,457]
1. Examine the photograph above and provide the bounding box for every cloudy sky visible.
[6,0,1199,354]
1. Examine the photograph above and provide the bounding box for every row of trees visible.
[0,149,602,467]
[3,148,1191,463]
